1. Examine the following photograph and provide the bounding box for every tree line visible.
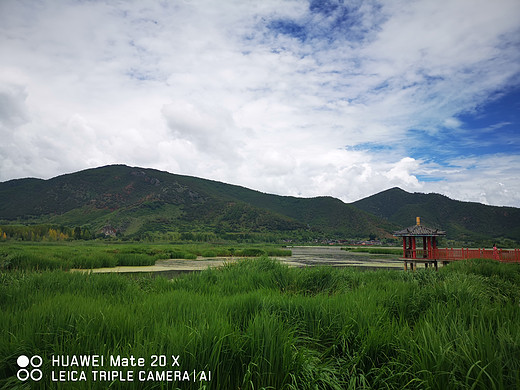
[0,225,94,241]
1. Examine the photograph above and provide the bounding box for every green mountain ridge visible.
[0,165,393,240]
[352,187,520,245]
[1,165,518,244]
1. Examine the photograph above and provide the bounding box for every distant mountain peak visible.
[1,165,518,244]
[353,186,520,244]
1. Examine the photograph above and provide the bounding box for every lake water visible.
[74,246,404,278]
[281,246,403,270]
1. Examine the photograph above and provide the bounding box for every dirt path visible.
[70,246,402,276]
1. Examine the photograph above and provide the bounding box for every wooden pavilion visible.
[394,217,520,270]
[393,217,446,270]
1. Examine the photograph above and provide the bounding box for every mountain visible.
[351,187,520,244]
[2,166,518,244]
[0,165,393,240]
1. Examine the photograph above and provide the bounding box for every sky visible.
[1,0,519,207]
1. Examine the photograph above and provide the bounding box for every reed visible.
[0,242,292,271]
[0,257,518,389]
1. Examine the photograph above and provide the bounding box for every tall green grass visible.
[0,243,292,271]
[0,257,519,389]
[0,244,159,270]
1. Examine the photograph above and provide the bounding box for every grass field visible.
[0,251,519,389]
[0,242,292,271]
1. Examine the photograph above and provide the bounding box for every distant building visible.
[102,226,117,237]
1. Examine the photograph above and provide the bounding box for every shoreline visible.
[70,246,403,275]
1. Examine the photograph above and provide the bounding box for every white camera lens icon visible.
[17,355,30,368]
[17,355,43,381]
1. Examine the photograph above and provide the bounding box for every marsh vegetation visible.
[1,251,519,389]
[0,242,291,271]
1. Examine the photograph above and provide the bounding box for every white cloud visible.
[420,154,520,206]
[0,0,519,207]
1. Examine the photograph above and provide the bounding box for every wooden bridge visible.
[401,248,520,271]
[431,248,520,263]
[394,217,520,270]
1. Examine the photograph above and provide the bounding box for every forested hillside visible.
[0,165,391,241]
[352,187,520,245]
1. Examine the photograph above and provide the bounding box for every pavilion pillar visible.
[423,237,427,258]
[412,237,416,259]
[403,237,407,258]
[427,237,432,259]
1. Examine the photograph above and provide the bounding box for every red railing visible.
[402,248,520,262]
[432,248,520,263]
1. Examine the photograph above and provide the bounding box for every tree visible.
[74,226,82,240]
[48,228,58,241]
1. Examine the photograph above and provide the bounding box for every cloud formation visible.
[1,0,519,206]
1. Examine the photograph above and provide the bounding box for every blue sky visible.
[405,89,520,162]
[1,0,519,207]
